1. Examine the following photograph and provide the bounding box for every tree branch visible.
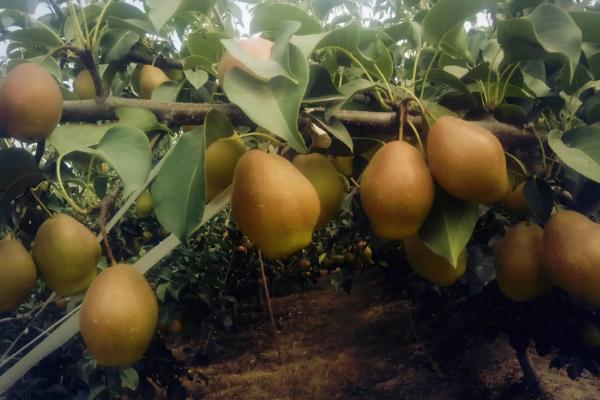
[60,97,540,145]
[127,45,183,70]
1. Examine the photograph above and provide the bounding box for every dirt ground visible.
[167,270,600,400]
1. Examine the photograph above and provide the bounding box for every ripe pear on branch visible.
[231,150,320,259]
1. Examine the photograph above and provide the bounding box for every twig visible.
[46,0,64,18]
[257,250,282,365]
[29,189,53,219]
[33,140,45,164]
[406,302,442,376]
[78,49,106,99]
[516,347,543,396]
[99,185,121,266]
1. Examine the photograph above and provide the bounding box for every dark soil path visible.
[167,271,600,400]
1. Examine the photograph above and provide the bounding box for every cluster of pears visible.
[360,116,508,285]
[0,63,63,141]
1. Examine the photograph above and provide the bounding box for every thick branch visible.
[61,97,538,144]
[74,48,106,99]
[127,45,183,70]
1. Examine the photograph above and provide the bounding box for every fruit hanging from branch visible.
[205,136,247,202]
[427,116,509,204]
[360,141,434,240]
[0,239,38,313]
[230,150,320,259]
[139,65,170,99]
[79,264,158,367]
[73,70,96,100]
[0,63,63,141]
[31,214,100,297]
[404,236,467,287]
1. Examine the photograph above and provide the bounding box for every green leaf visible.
[186,31,228,61]
[89,127,152,198]
[49,107,162,155]
[107,17,154,35]
[523,177,554,225]
[251,4,323,35]
[184,69,209,90]
[102,29,140,63]
[422,0,494,46]
[221,38,296,82]
[223,43,308,152]
[303,65,345,104]
[548,127,600,184]
[385,21,422,47]
[427,69,477,108]
[310,113,352,152]
[324,79,376,120]
[147,0,182,31]
[497,3,582,82]
[204,109,235,146]
[8,28,62,48]
[419,190,479,267]
[151,81,184,101]
[570,11,600,44]
[120,368,139,391]
[151,127,206,243]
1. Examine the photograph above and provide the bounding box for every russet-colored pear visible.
[32,214,100,296]
[502,182,529,215]
[205,137,246,202]
[495,222,549,301]
[293,153,344,228]
[218,37,273,82]
[73,70,96,99]
[360,141,434,240]
[139,65,169,99]
[0,63,63,140]
[427,116,509,203]
[230,150,320,259]
[80,264,158,366]
[404,236,466,286]
[543,210,600,305]
[0,239,37,312]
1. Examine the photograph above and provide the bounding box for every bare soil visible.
[166,271,600,400]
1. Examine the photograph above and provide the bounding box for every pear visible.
[0,63,63,141]
[231,150,320,259]
[427,116,509,203]
[502,182,529,215]
[0,239,37,312]
[360,141,434,240]
[543,210,600,305]
[293,153,344,228]
[135,191,154,218]
[205,137,246,202]
[139,65,169,99]
[494,222,550,301]
[404,236,466,286]
[80,264,158,366]
[218,37,273,82]
[332,155,354,177]
[73,70,96,99]
[32,214,100,296]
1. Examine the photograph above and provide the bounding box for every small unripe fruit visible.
[135,191,154,218]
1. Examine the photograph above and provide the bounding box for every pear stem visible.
[29,189,53,219]
[257,250,283,365]
[99,186,121,267]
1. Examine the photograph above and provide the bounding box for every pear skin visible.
[80,264,158,366]
[332,155,354,177]
[231,150,320,259]
[0,63,63,140]
[32,214,100,296]
[135,191,154,218]
[543,210,600,305]
[139,65,169,99]
[218,37,273,82]
[360,141,434,240]
[293,153,344,228]
[0,239,37,312]
[427,116,508,203]
[404,236,466,286]
[495,222,550,301]
[205,137,246,202]
[502,182,529,215]
[73,70,96,99]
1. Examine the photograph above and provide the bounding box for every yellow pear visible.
[135,191,154,218]
[404,236,466,286]
[73,70,96,99]
[332,155,354,177]
[231,150,320,258]
[502,182,529,215]
[293,153,344,228]
[205,137,246,202]
[218,37,273,82]
[139,65,169,99]
[360,141,434,240]
[543,210,600,305]
[32,214,100,296]
[494,222,550,301]
[0,239,37,312]
[80,264,158,366]
[0,63,63,141]
[427,116,508,203]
